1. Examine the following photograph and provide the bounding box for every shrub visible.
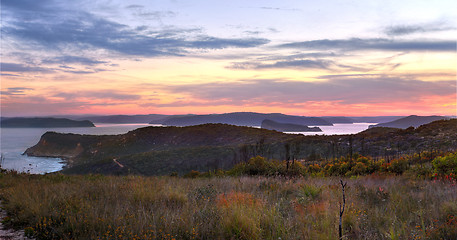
[296,184,322,204]
[307,164,321,174]
[352,162,368,176]
[405,164,433,179]
[388,158,409,175]
[246,156,276,176]
[432,152,457,177]
[184,170,201,178]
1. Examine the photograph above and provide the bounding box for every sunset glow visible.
[1,0,456,117]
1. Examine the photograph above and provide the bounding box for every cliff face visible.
[261,119,322,132]
[24,132,109,159]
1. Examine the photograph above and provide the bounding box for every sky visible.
[1,0,456,117]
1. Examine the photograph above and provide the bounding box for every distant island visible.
[76,114,174,123]
[320,117,354,124]
[369,115,449,129]
[0,117,95,128]
[2,113,411,125]
[154,112,333,126]
[261,119,322,132]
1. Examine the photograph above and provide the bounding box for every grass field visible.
[1,171,456,239]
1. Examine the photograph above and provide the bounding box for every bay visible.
[0,124,151,174]
[0,123,375,174]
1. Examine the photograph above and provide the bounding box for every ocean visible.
[0,123,375,174]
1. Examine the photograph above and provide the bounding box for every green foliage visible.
[405,164,433,179]
[388,158,409,175]
[432,152,457,177]
[227,156,305,177]
[184,170,201,178]
[296,184,322,204]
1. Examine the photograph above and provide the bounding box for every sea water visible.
[0,124,151,174]
[0,123,375,174]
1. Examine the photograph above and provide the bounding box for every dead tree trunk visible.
[339,180,347,240]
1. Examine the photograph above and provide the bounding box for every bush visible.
[296,184,322,204]
[184,170,201,178]
[388,158,409,175]
[307,164,321,174]
[432,152,457,177]
[246,156,275,175]
[352,162,368,175]
[405,164,433,179]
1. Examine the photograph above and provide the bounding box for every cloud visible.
[278,38,456,52]
[152,77,455,107]
[241,6,300,12]
[42,56,108,66]
[135,10,176,19]
[1,0,54,13]
[125,4,144,9]
[53,91,141,101]
[0,87,34,96]
[259,7,300,11]
[385,23,456,36]
[2,3,270,58]
[0,62,53,73]
[1,88,142,116]
[229,59,334,70]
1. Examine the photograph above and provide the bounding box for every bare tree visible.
[339,180,347,240]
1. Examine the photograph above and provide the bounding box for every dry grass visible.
[0,172,456,239]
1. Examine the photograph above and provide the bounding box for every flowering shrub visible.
[432,152,457,178]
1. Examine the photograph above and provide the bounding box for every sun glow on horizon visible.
[1,0,456,117]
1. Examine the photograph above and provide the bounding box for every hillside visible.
[261,119,322,132]
[77,114,171,123]
[0,117,95,128]
[24,119,457,175]
[25,124,296,175]
[321,116,354,124]
[350,116,404,123]
[159,112,332,126]
[369,115,449,129]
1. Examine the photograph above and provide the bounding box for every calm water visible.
[288,123,375,135]
[0,124,151,174]
[0,123,374,174]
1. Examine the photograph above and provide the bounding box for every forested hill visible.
[25,119,457,175]
[369,115,449,129]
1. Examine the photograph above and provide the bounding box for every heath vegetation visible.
[1,151,456,239]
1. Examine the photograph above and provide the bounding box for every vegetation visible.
[0,172,455,240]
[1,151,456,239]
[371,115,449,129]
[25,119,457,176]
[1,119,456,239]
